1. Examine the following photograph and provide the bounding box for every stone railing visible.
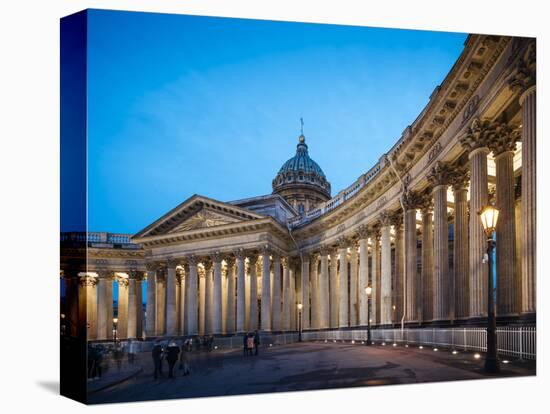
[60,232,141,249]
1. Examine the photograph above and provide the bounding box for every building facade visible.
[61,34,536,341]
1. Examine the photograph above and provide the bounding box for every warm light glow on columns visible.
[319,247,330,329]
[96,270,111,340]
[337,238,349,328]
[78,272,98,340]
[127,271,139,339]
[248,255,259,331]
[198,266,206,336]
[145,263,157,337]
[403,199,419,323]
[235,250,246,333]
[310,254,320,329]
[260,246,272,331]
[165,259,178,336]
[211,253,223,334]
[349,243,359,326]
[379,213,392,325]
[186,256,199,336]
[204,260,213,334]
[371,229,381,325]
[282,257,291,330]
[271,253,282,331]
[225,256,236,334]
[116,273,129,339]
[329,247,339,328]
[301,254,310,330]
[356,225,369,326]
[420,203,434,322]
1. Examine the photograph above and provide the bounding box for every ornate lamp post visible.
[297,303,303,342]
[479,205,500,374]
[365,286,372,346]
[113,317,119,343]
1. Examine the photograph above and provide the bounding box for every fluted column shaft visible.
[405,209,418,322]
[78,274,98,340]
[179,273,186,335]
[271,255,282,331]
[282,260,291,330]
[156,274,165,336]
[198,272,206,335]
[421,210,434,321]
[453,186,469,320]
[329,249,339,328]
[96,274,110,340]
[204,264,213,334]
[212,259,222,334]
[520,86,536,314]
[290,265,297,330]
[469,147,489,318]
[117,277,129,339]
[319,252,330,328]
[249,258,259,330]
[127,276,137,339]
[310,257,319,329]
[349,246,358,326]
[338,246,349,327]
[433,184,450,321]
[236,254,246,332]
[372,236,380,324]
[226,260,235,333]
[261,250,271,331]
[187,261,198,335]
[165,263,177,336]
[358,238,369,325]
[393,223,404,324]
[301,257,310,329]
[380,225,392,325]
[145,268,156,337]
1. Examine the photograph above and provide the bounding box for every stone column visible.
[319,246,330,328]
[245,260,251,331]
[272,253,282,331]
[96,270,111,340]
[509,44,536,314]
[249,255,259,331]
[186,256,199,336]
[451,170,470,320]
[260,246,271,331]
[135,272,144,338]
[198,267,206,335]
[301,255,310,330]
[349,243,358,326]
[337,238,349,328]
[461,120,491,318]
[289,261,297,330]
[225,256,236,334]
[391,213,404,324]
[204,260,213,334]
[211,253,223,334]
[179,269,186,335]
[490,123,520,316]
[329,247,339,328]
[235,250,246,333]
[78,273,98,340]
[520,86,536,314]
[127,271,138,339]
[310,254,319,329]
[155,270,166,336]
[282,258,290,330]
[145,263,157,337]
[420,200,434,322]
[356,225,369,325]
[428,161,452,321]
[403,191,420,323]
[165,259,178,336]
[117,275,129,339]
[371,228,381,325]
[380,213,392,325]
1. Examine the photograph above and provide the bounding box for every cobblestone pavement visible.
[88,341,536,404]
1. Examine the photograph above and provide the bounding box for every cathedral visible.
[61,34,536,344]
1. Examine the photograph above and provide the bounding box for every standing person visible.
[166,340,180,379]
[179,342,191,376]
[243,333,248,356]
[113,342,124,371]
[247,334,255,356]
[253,330,260,356]
[152,339,163,380]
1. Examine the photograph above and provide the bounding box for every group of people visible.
[88,340,139,380]
[243,330,260,356]
[152,339,192,380]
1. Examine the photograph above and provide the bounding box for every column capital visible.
[165,257,178,268]
[96,269,114,280]
[260,244,271,256]
[248,254,259,266]
[336,236,350,250]
[224,255,235,267]
[319,245,331,256]
[78,273,98,287]
[509,41,536,95]
[210,251,223,263]
[427,160,453,187]
[401,189,422,211]
[459,118,495,153]
[117,274,129,287]
[378,210,392,227]
[355,224,369,240]
[128,269,144,281]
[489,121,520,157]
[186,255,199,267]
[233,248,246,261]
[203,258,213,272]
[145,261,158,272]
[449,165,470,192]
[390,210,403,230]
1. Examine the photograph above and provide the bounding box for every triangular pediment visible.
[133,195,266,239]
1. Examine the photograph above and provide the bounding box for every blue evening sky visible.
[86,9,467,235]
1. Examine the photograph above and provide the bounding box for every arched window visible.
[298,204,305,215]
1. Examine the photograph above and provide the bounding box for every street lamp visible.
[365,286,372,346]
[479,205,500,374]
[113,317,119,343]
[297,303,303,342]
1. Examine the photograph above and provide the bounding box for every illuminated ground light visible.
[433,348,438,352]
[452,350,458,355]
[214,346,218,350]
[404,344,409,348]
[324,340,328,343]
[361,341,365,344]
[269,344,273,347]
[392,343,397,347]
[382,342,386,346]
[419,345,424,349]
[351,340,355,344]
[371,341,375,345]
[333,340,336,343]
[474,353,481,359]
[502,360,510,364]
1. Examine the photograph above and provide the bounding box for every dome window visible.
[298,203,305,214]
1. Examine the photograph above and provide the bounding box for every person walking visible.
[152,339,164,380]
[243,333,248,356]
[247,334,255,356]
[253,330,260,356]
[166,340,180,379]
[179,342,191,376]
[113,342,124,371]
[127,339,138,365]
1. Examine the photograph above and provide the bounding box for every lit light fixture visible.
[324,340,328,343]
[433,348,438,352]
[351,340,355,344]
[479,205,500,236]
[333,340,336,343]
[405,344,409,348]
[452,350,458,355]
[502,360,510,364]
[382,342,386,346]
[214,346,218,350]
[392,305,396,310]
[60,313,65,319]
[113,317,118,324]
[392,343,397,347]
[419,346,424,349]
[361,341,365,344]
[269,344,273,347]
[365,286,372,296]
[297,303,303,310]
[474,353,481,359]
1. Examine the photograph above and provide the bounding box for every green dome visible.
[277,135,327,178]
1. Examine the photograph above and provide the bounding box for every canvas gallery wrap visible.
[60,8,536,405]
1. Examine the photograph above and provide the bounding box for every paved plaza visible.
[88,341,536,404]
